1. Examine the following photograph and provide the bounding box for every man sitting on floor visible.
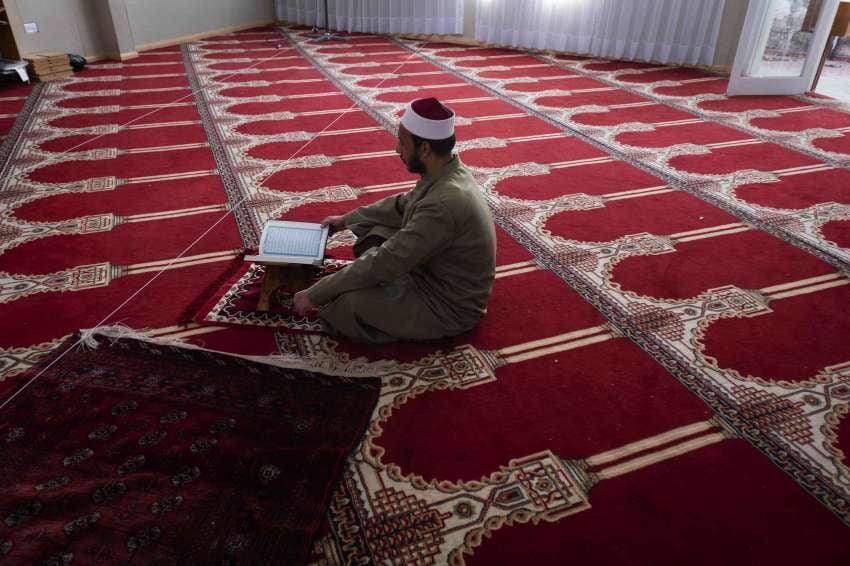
[292,97,497,343]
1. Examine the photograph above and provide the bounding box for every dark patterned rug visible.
[0,332,379,565]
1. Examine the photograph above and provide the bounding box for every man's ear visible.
[418,140,432,158]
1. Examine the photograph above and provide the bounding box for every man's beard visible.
[402,152,426,175]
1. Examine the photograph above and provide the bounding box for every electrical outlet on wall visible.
[24,22,39,34]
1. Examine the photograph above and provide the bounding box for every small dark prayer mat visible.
[0,333,379,565]
[194,261,348,332]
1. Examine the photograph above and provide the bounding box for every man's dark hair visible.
[410,132,456,156]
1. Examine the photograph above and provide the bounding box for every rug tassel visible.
[78,326,392,379]
[77,324,158,350]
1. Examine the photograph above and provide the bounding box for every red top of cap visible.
[410,97,453,120]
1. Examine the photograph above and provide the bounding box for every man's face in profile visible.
[396,124,426,175]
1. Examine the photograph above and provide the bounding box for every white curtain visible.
[475,0,726,66]
[275,0,464,35]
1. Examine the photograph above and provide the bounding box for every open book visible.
[244,220,329,266]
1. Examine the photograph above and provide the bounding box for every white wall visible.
[714,0,750,68]
[463,0,475,38]
[126,0,274,48]
[3,0,115,57]
[3,0,275,58]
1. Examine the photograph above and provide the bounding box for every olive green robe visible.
[304,156,497,343]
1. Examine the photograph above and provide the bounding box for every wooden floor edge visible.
[135,20,277,53]
[71,20,276,65]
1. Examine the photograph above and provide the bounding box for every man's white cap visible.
[400,97,455,140]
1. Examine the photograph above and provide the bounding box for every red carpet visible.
[0,331,378,563]
[1,25,849,563]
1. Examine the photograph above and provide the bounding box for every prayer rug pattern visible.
[1,25,849,564]
[0,43,273,380]
[245,28,846,562]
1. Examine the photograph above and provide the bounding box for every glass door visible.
[728,0,841,95]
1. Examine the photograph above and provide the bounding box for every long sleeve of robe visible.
[304,156,497,335]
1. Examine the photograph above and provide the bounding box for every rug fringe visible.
[78,326,390,379]
[78,324,164,350]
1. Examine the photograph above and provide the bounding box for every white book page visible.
[262,225,324,258]
[247,221,328,265]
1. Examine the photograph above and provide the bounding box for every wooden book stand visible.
[256,264,315,312]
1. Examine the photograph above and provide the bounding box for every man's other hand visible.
[293,290,315,317]
[320,215,346,234]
